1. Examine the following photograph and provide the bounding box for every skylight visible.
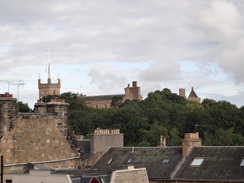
[107,158,113,165]
[162,159,170,164]
[240,159,244,166]
[127,158,134,163]
[191,157,204,166]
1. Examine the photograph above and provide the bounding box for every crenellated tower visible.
[38,62,61,99]
[124,81,143,101]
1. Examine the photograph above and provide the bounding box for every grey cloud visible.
[1,0,244,107]
[138,60,181,82]
[200,0,244,83]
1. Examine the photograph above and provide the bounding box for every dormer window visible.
[191,157,204,166]
[240,159,244,166]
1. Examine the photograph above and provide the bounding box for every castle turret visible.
[0,93,17,137]
[179,88,186,98]
[124,81,143,101]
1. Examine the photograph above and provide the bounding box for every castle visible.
[179,87,201,103]
[83,81,143,108]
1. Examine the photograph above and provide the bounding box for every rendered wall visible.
[110,167,149,183]
[4,170,72,183]
[90,129,124,153]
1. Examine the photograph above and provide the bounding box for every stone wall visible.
[0,96,82,172]
[0,94,17,137]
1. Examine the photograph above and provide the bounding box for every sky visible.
[1,0,244,108]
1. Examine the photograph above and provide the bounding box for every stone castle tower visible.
[124,81,143,101]
[179,87,201,103]
[38,63,60,99]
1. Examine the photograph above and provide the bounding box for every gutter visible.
[4,156,80,167]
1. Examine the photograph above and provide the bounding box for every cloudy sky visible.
[1,0,244,108]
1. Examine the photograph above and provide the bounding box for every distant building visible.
[38,77,60,99]
[84,81,143,108]
[179,87,201,103]
[38,63,60,99]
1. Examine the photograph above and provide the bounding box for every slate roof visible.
[83,94,124,101]
[78,140,91,161]
[174,146,244,181]
[188,87,199,98]
[91,147,183,179]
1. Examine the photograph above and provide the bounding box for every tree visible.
[18,101,32,112]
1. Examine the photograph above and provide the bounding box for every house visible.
[91,146,183,180]
[173,146,244,181]
[91,132,244,183]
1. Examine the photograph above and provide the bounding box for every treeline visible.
[46,89,244,146]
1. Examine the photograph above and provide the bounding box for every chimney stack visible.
[182,132,201,156]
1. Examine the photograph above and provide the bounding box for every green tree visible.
[18,101,32,112]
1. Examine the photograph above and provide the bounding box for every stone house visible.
[91,132,244,183]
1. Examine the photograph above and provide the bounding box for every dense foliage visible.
[55,89,244,146]
[18,101,32,112]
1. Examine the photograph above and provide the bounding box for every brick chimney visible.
[182,132,201,156]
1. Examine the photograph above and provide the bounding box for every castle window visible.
[191,157,204,166]
[240,159,244,166]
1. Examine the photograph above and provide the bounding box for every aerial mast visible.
[48,49,51,79]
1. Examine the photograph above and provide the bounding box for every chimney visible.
[159,135,166,146]
[182,132,201,156]
[132,81,137,87]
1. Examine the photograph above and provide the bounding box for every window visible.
[240,159,244,166]
[162,159,170,164]
[127,158,134,163]
[107,158,113,165]
[191,157,204,166]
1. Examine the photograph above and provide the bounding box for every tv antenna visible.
[194,123,205,132]
[8,81,25,100]
[0,80,25,100]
